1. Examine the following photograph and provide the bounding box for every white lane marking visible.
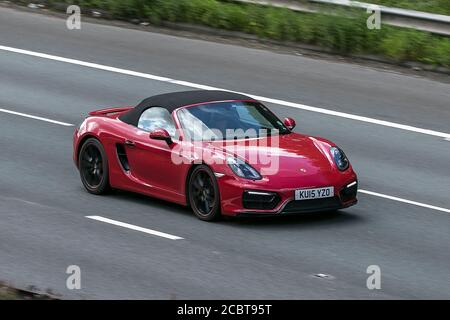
[0,108,74,126]
[0,46,172,82]
[1,45,449,140]
[359,189,450,214]
[86,215,184,240]
[244,94,450,140]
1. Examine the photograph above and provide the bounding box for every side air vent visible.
[116,144,130,172]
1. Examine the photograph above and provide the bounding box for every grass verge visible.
[14,0,450,68]
[0,282,55,300]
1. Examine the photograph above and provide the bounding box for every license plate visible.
[295,186,334,201]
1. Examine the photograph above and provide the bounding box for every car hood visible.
[208,132,337,183]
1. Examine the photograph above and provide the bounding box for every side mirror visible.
[150,128,173,144]
[283,117,296,131]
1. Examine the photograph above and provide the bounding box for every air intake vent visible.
[116,144,130,172]
[243,191,280,210]
[340,181,358,202]
[282,197,341,214]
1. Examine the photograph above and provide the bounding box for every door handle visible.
[124,140,135,147]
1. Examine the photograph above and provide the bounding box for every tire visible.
[78,138,110,195]
[188,165,221,221]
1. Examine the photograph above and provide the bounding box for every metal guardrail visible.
[234,0,450,36]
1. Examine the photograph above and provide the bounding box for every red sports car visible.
[73,90,357,221]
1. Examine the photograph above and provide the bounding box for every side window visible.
[137,107,177,138]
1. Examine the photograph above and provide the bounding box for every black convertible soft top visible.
[119,90,254,126]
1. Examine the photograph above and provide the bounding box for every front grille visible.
[243,191,281,210]
[281,197,341,214]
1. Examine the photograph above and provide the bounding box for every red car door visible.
[116,105,192,204]
[122,127,185,200]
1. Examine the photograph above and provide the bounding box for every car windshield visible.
[177,101,290,141]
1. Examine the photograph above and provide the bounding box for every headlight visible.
[330,147,349,171]
[226,157,262,180]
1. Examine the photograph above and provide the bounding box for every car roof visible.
[119,90,253,126]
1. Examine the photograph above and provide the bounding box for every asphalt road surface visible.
[0,7,449,299]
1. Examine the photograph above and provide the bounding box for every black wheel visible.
[78,138,110,195]
[188,165,221,221]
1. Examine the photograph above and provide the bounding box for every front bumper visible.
[218,172,358,216]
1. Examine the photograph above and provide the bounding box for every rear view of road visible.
[0,7,449,299]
